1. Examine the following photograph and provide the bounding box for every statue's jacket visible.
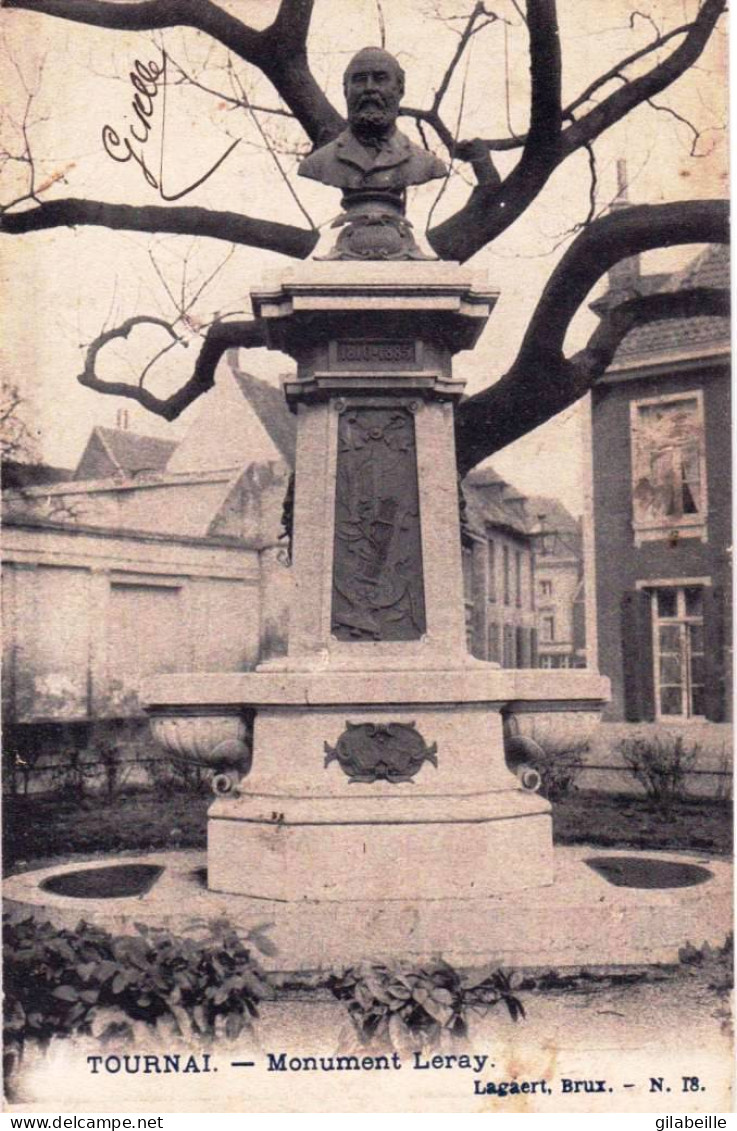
[298,128,447,192]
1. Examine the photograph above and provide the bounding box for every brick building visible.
[590,242,730,724]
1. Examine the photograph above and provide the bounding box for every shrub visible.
[327,960,523,1052]
[50,746,98,801]
[530,743,586,801]
[619,734,699,809]
[3,914,273,1088]
[145,754,212,797]
[504,716,589,802]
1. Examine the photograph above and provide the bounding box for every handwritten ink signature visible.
[102,51,239,201]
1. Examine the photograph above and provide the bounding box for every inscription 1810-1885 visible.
[332,403,426,641]
[336,340,415,365]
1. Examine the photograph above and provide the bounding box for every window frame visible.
[648,582,707,721]
[629,390,708,546]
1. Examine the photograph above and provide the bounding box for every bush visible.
[327,960,523,1052]
[3,914,273,1088]
[530,744,586,801]
[619,734,699,810]
[3,918,525,1091]
[505,732,586,801]
[145,754,212,797]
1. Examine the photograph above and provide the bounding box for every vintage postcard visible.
[1,0,732,1116]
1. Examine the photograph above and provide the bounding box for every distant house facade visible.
[461,468,538,668]
[590,243,731,724]
[2,356,293,771]
[527,498,586,669]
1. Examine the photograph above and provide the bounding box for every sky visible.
[0,0,728,515]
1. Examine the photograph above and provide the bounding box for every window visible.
[651,585,705,719]
[487,621,500,662]
[503,545,510,605]
[541,615,555,643]
[462,548,475,652]
[515,551,522,608]
[539,579,553,599]
[462,547,474,603]
[515,626,527,668]
[486,541,496,602]
[503,624,515,668]
[630,392,707,543]
[538,654,554,669]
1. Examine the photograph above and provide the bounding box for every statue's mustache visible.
[356,92,388,108]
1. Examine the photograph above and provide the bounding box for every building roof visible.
[229,353,297,467]
[75,426,177,480]
[463,467,531,537]
[611,243,730,362]
[525,494,579,534]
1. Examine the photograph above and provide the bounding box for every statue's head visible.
[344,47,405,138]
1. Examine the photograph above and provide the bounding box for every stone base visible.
[208,790,552,901]
[144,666,608,904]
[5,848,732,970]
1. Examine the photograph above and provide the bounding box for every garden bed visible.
[2,787,731,874]
[552,790,732,857]
[3,789,210,872]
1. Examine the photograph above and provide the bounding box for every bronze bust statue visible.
[299,47,447,260]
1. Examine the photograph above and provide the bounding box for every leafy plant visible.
[619,734,699,810]
[327,960,524,1052]
[50,746,98,801]
[145,754,212,798]
[505,729,587,801]
[531,743,587,801]
[3,914,273,1089]
[679,933,733,986]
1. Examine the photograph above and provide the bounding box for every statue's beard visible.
[349,97,397,139]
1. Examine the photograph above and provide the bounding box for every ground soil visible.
[2,787,732,874]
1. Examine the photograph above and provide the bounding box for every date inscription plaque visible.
[334,340,417,368]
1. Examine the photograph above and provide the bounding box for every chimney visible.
[607,159,641,293]
[116,408,129,430]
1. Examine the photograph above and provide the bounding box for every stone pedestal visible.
[144,261,609,905]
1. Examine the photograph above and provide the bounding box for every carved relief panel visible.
[331,400,426,641]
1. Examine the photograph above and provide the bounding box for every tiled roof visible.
[95,427,176,476]
[463,468,531,537]
[229,358,297,467]
[612,244,730,361]
[525,494,578,534]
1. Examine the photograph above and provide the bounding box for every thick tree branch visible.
[428,0,724,260]
[516,199,728,363]
[78,316,266,421]
[0,198,319,258]
[428,0,562,261]
[455,199,729,475]
[3,0,344,145]
[562,0,726,155]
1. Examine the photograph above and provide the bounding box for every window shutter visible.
[703,586,726,722]
[620,590,655,722]
[530,628,538,668]
[515,626,525,668]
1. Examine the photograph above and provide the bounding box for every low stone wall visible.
[579,722,733,800]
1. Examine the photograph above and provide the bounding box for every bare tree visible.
[0,0,729,472]
[0,378,36,463]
